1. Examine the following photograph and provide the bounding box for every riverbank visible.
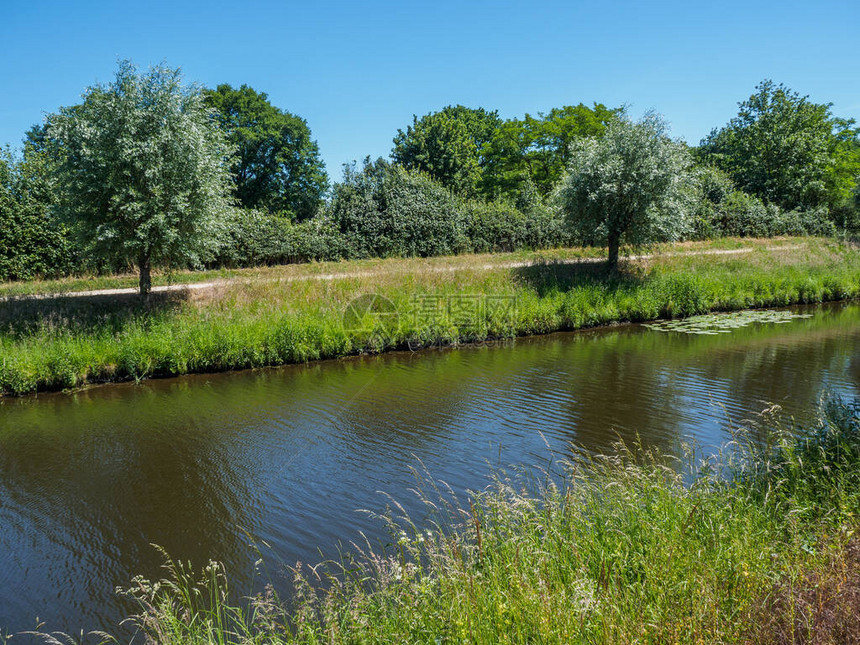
[103,397,860,644]
[1,237,858,397]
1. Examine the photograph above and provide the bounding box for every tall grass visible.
[85,397,860,644]
[1,238,858,396]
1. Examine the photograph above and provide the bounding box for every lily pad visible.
[644,309,813,335]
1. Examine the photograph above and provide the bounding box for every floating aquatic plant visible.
[643,309,813,334]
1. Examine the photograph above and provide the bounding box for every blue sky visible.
[2,0,858,180]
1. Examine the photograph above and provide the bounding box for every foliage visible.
[49,61,234,295]
[329,157,469,258]
[0,147,78,282]
[481,103,619,201]
[854,184,860,230]
[391,105,501,197]
[695,163,736,206]
[700,80,860,212]
[774,207,837,237]
[216,209,347,267]
[556,113,694,268]
[205,84,329,220]
[827,129,860,217]
[0,77,852,287]
[691,165,836,239]
[828,137,860,232]
[465,199,570,253]
[215,208,295,267]
[286,217,350,263]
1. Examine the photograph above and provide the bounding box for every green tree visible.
[700,80,859,211]
[827,133,860,230]
[49,60,233,297]
[205,84,328,220]
[391,105,501,196]
[556,113,693,270]
[0,150,20,278]
[482,103,619,200]
[0,145,77,282]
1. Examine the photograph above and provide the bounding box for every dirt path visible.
[1,244,803,302]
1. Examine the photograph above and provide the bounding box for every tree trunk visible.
[607,231,620,272]
[139,256,152,300]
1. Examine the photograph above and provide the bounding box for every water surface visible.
[0,302,858,634]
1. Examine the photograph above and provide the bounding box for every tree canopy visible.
[49,60,233,296]
[481,103,619,200]
[391,103,621,204]
[391,105,501,197]
[205,84,328,220]
[699,80,860,211]
[556,113,693,269]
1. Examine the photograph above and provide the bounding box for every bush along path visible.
[0,238,857,397]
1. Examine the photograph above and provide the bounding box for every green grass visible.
[89,397,860,644]
[0,237,780,299]
[0,237,858,396]
[0,245,609,298]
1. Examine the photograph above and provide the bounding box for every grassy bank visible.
[0,237,763,299]
[93,397,860,644]
[0,237,858,396]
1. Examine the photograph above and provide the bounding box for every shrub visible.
[285,217,349,263]
[329,158,469,258]
[691,165,836,239]
[216,209,349,267]
[216,208,293,267]
[465,200,528,252]
[774,207,836,237]
[523,202,574,249]
[0,151,79,282]
[218,190,569,269]
[0,196,78,282]
[717,191,775,237]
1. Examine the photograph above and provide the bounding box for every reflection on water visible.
[0,302,858,634]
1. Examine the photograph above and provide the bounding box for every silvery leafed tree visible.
[556,113,693,270]
[49,60,234,297]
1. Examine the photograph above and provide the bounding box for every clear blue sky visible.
[2,0,858,180]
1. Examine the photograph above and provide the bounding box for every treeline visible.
[1,61,857,288]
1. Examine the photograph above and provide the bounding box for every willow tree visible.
[556,113,693,270]
[49,60,233,297]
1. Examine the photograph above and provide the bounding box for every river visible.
[0,302,858,635]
